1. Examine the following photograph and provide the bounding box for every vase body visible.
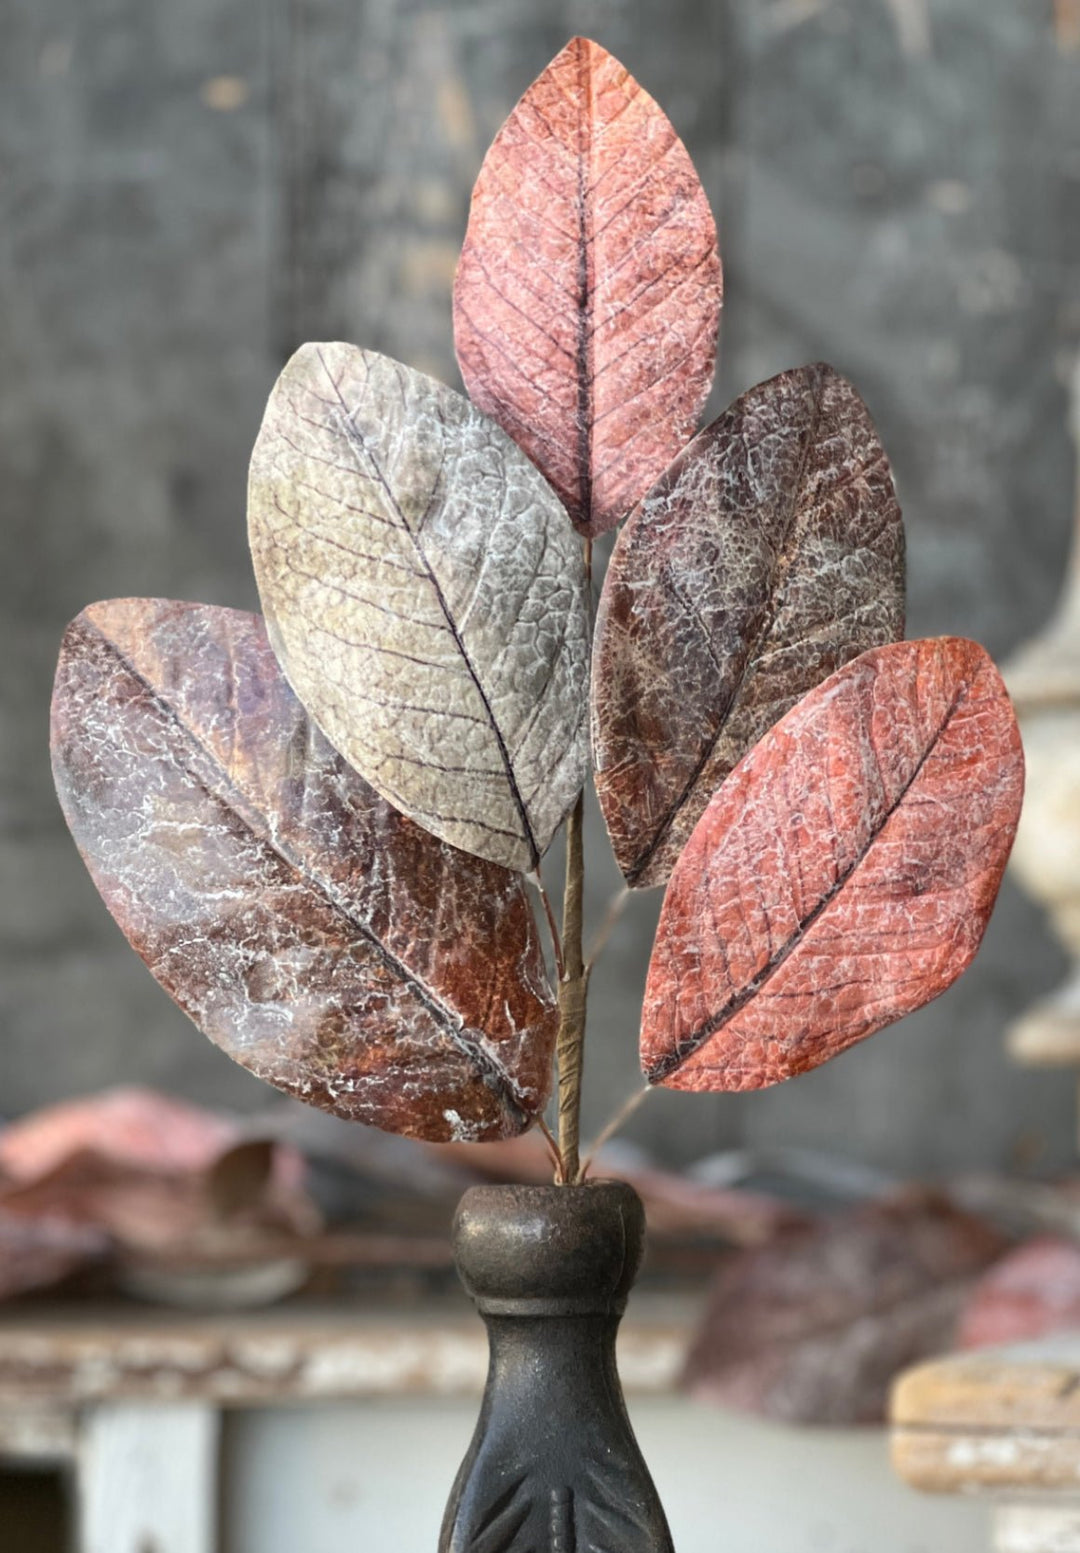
[439,1179,674,1553]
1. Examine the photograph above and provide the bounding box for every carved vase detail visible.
[439,1181,674,1553]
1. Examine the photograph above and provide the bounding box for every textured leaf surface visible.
[592,364,905,888]
[453,36,721,538]
[248,342,590,872]
[50,599,557,1141]
[641,638,1024,1091]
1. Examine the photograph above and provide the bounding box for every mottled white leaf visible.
[248,343,590,871]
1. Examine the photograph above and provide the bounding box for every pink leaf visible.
[642,638,1024,1091]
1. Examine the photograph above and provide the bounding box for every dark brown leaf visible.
[50,600,558,1141]
[683,1190,1007,1424]
[454,36,721,537]
[642,638,1024,1091]
[592,363,905,888]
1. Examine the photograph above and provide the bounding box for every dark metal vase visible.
[439,1179,674,1553]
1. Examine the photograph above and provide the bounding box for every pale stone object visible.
[1003,357,1080,1128]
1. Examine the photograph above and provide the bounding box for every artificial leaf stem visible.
[533,871,566,982]
[580,1086,652,1178]
[536,1113,564,1174]
[556,790,587,1182]
[586,885,630,973]
[551,535,600,1182]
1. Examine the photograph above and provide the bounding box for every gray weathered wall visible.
[2,0,1078,1176]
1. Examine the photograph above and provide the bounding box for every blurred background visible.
[2,2,1080,1550]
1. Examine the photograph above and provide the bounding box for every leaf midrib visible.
[82,613,530,1115]
[627,368,827,885]
[649,672,965,1081]
[573,37,596,528]
[313,347,541,870]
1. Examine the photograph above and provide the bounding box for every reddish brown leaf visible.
[50,600,558,1142]
[641,638,1024,1091]
[592,363,905,888]
[453,36,721,537]
[0,1088,319,1254]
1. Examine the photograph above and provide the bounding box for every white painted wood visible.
[0,1404,76,1460]
[79,1403,219,1553]
[220,1399,986,1553]
[994,1501,1080,1553]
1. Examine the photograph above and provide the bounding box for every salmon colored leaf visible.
[592,364,905,888]
[50,600,558,1142]
[641,638,1023,1092]
[454,36,721,538]
[247,342,590,874]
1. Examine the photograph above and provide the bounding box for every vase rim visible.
[458,1175,636,1199]
[451,1176,646,1311]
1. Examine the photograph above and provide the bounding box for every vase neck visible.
[472,1293,629,1318]
[483,1309,621,1357]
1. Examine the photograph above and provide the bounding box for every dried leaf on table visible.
[682,1189,1008,1424]
[0,1087,236,1182]
[206,1140,279,1221]
[454,36,721,538]
[957,1237,1080,1350]
[51,602,558,1141]
[642,638,1024,1091]
[1,1149,227,1252]
[248,342,590,871]
[0,1212,108,1300]
[592,363,905,887]
[0,1089,319,1260]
